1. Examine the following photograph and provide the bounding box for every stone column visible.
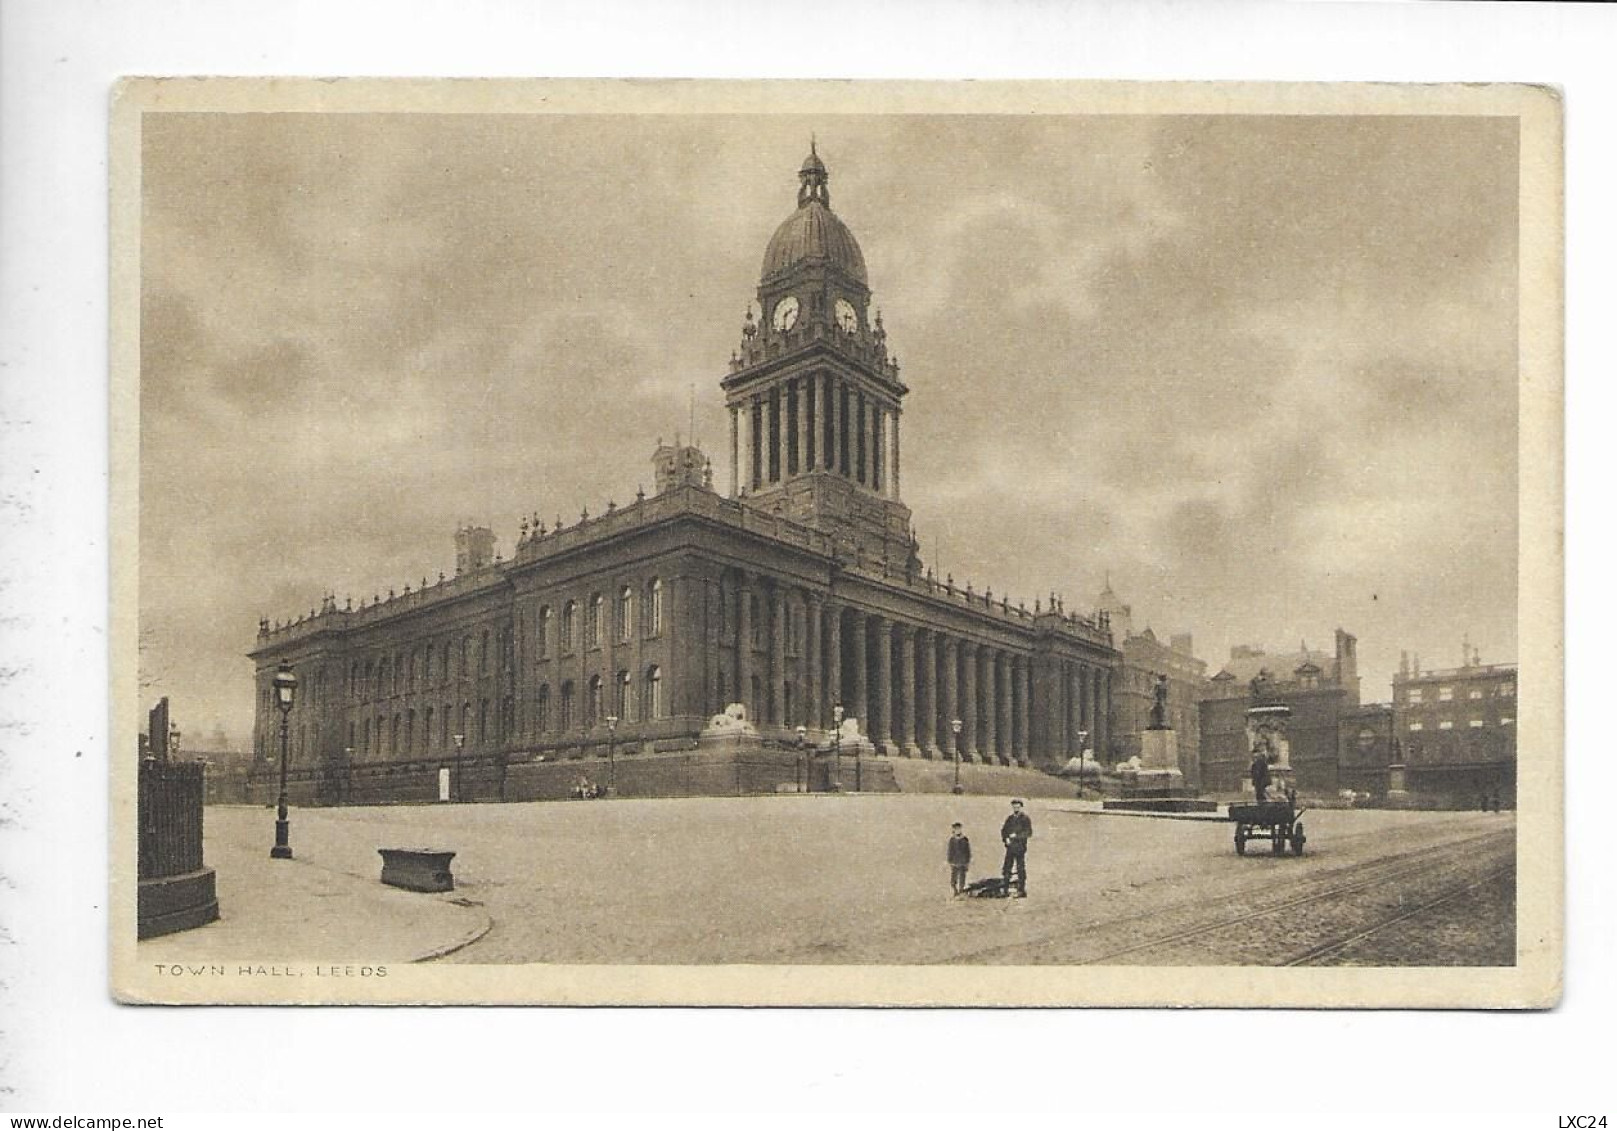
[1098,669,1112,761]
[850,613,870,737]
[824,603,843,728]
[898,624,918,757]
[729,405,740,497]
[892,415,902,500]
[916,630,937,757]
[769,583,786,727]
[941,637,959,761]
[981,648,998,763]
[996,653,1013,766]
[736,573,754,722]
[1082,665,1096,749]
[1015,656,1032,766]
[804,593,822,730]
[873,617,893,751]
[960,641,979,762]
[702,578,719,719]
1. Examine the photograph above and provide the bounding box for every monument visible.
[1103,673,1215,813]
[1245,669,1295,798]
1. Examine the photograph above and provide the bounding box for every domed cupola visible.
[760,141,868,286]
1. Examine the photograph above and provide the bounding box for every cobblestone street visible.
[174,796,1515,967]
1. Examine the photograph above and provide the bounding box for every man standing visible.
[1250,747,1271,803]
[1000,799,1032,898]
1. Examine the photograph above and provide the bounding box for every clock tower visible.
[722,144,918,571]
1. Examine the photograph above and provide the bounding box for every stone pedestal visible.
[1136,728,1184,794]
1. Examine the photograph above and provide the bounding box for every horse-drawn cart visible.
[1228,799,1306,856]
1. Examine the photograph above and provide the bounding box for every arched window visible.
[440,641,451,683]
[376,659,388,699]
[587,674,603,727]
[461,636,471,677]
[537,606,551,658]
[480,630,490,674]
[407,651,417,690]
[424,706,434,751]
[393,653,403,694]
[405,709,415,752]
[561,602,576,652]
[586,593,603,648]
[616,669,633,719]
[646,665,663,719]
[536,684,550,734]
[349,663,358,699]
[479,698,489,744]
[560,681,575,731]
[391,714,401,755]
[362,718,371,755]
[750,594,762,647]
[616,586,634,644]
[441,705,452,748]
[423,646,433,684]
[647,578,663,636]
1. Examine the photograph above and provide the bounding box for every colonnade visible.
[728,372,901,500]
[720,570,1111,765]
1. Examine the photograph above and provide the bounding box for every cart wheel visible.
[1235,833,1246,855]
[1291,821,1306,856]
[1271,832,1286,854]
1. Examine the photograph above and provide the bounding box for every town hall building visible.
[248,147,1121,804]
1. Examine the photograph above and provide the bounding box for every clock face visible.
[772,295,800,332]
[834,298,858,333]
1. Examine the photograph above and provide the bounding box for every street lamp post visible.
[270,661,297,859]
[453,733,465,802]
[831,703,845,792]
[1075,729,1089,797]
[951,718,964,794]
[795,724,807,792]
[606,715,619,796]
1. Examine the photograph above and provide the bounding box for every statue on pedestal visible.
[1148,673,1170,730]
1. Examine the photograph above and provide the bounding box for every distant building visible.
[1392,647,1516,807]
[1198,630,1361,796]
[1098,579,1207,785]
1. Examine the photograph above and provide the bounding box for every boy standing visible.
[947,822,972,896]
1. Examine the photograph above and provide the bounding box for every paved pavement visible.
[139,797,1514,967]
[137,804,490,966]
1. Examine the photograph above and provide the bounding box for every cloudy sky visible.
[140,111,1518,747]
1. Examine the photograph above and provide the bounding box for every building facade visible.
[1392,649,1517,807]
[248,148,1120,804]
[1197,630,1361,796]
[1097,580,1207,784]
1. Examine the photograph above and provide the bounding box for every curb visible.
[412,900,495,963]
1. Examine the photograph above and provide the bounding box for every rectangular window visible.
[768,386,782,483]
[751,398,764,489]
[1439,720,1454,730]
[1409,722,1424,732]
[1407,688,1423,704]
[1469,719,1485,727]
[1501,716,1514,725]
[1501,682,1515,697]
[872,406,884,492]
[856,391,867,484]
[805,374,817,470]
[1468,688,1483,699]
[839,385,851,475]
[786,379,799,476]
[1439,687,1453,701]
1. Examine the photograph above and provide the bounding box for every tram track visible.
[933,825,1515,967]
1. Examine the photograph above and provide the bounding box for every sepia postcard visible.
[111,78,1562,1007]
